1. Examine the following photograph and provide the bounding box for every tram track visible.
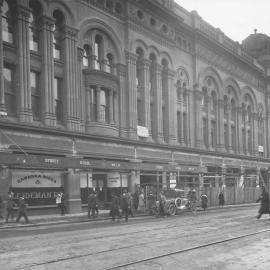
[15,220,270,270]
[103,228,270,270]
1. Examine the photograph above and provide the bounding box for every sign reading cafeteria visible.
[12,171,62,188]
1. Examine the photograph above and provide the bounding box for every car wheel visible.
[168,203,177,216]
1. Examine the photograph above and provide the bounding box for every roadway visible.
[0,205,269,270]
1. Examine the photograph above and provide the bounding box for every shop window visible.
[4,64,16,116]
[2,0,13,43]
[53,77,63,122]
[30,71,41,120]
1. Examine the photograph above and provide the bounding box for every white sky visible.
[175,0,270,43]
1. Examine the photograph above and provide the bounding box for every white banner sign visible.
[80,173,93,188]
[12,171,62,188]
[107,173,128,188]
[137,126,149,138]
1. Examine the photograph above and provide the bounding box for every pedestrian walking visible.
[133,191,139,210]
[16,196,29,224]
[120,190,129,222]
[110,193,120,222]
[6,192,16,223]
[158,190,166,217]
[218,191,225,208]
[127,192,134,217]
[189,188,197,213]
[56,191,66,215]
[88,191,98,218]
[137,191,145,212]
[256,186,270,219]
[201,193,208,211]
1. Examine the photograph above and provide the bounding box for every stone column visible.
[96,85,101,122]
[40,15,55,126]
[0,2,6,114]
[16,5,32,122]
[77,47,85,132]
[194,89,204,148]
[62,25,80,131]
[227,105,233,153]
[217,99,225,152]
[236,107,243,154]
[125,51,137,139]
[167,69,177,145]
[109,89,114,124]
[85,86,91,127]
[252,113,258,156]
[129,171,140,194]
[117,63,127,137]
[187,89,194,147]
[64,169,82,213]
[139,59,152,140]
[178,87,184,145]
[206,96,212,150]
[152,63,164,143]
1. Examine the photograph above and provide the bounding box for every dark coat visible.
[218,193,225,205]
[256,190,270,215]
[6,197,15,210]
[88,193,97,208]
[111,196,120,216]
[17,198,27,214]
[201,194,208,209]
[120,193,129,210]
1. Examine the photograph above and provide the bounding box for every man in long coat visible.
[256,186,270,219]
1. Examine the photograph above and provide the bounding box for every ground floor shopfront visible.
[1,151,270,214]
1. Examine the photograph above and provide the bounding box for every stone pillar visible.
[40,15,55,126]
[96,85,101,122]
[167,69,177,145]
[227,105,233,153]
[252,113,258,156]
[16,5,32,122]
[206,96,212,150]
[117,63,127,137]
[85,86,91,127]
[236,107,243,154]
[77,47,85,132]
[64,169,82,213]
[178,87,184,145]
[194,89,204,148]
[0,2,6,114]
[187,89,194,147]
[217,99,225,152]
[152,63,164,143]
[109,89,114,124]
[129,170,140,194]
[62,25,80,131]
[139,59,152,140]
[125,51,137,139]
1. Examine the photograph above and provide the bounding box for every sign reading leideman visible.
[10,171,63,206]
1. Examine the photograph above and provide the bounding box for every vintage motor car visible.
[152,188,192,216]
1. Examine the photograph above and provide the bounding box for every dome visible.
[242,31,270,58]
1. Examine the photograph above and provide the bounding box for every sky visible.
[175,0,270,43]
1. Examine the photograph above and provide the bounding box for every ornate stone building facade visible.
[0,0,269,212]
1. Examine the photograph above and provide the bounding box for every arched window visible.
[83,44,91,67]
[100,89,108,122]
[53,10,65,59]
[2,0,13,43]
[94,35,103,70]
[29,0,41,52]
[202,87,207,107]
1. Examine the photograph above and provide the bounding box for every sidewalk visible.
[0,202,258,229]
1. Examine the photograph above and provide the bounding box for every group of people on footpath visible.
[0,192,30,224]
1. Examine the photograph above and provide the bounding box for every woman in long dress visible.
[137,192,145,211]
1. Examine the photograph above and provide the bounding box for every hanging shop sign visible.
[12,171,62,188]
[107,173,128,188]
[137,126,149,138]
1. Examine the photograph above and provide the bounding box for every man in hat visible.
[16,196,29,224]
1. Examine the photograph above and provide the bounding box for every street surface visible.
[0,206,270,270]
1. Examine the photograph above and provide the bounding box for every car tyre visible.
[168,203,177,216]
